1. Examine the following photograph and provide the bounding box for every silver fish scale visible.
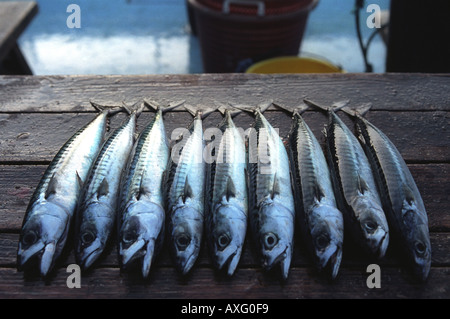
[29,113,108,211]
[212,126,246,209]
[329,113,381,208]
[291,114,337,209]
[81,114,136,210]
[247,110,295,279]
[356,115,430,281]
[249,112,293,210]
[18,111,109,275]
[123,111,168,206]
[168,117,205,211]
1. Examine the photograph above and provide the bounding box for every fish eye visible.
[217,234,230,250]
[22,231,37,246]
[123,231,137,244]
[263,232,278,250]
[415,241,427,256]
[364,220,378,233]
[315,234,330,250]
[176,234,191,251]
[81,231,95,245]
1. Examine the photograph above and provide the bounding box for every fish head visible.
[258,203,294,280]
[209,204,247,276]
[76,203,114,270]
[119,201,165,278]
[170,206,203,275]
[17,201,70,276]
[402,204,432,282]
[309,205,344,279]
[354,197,390,258]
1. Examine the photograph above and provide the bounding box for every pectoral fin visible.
[225,176,237,201]
[182,175,194,203]
[97,178,109,198]
[45,173,58,199]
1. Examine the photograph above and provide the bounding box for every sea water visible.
[5,0,390,74]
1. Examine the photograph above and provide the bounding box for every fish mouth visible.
[17,241,57,277]
[77,238,103,270]
[120,238,156,278]
[367,229,389,259]
[320,245,343,280]
[176,252,198,275]
[215,244,242,276]
[262,245,292,280]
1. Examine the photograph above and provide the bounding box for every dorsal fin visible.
[225,176,237,201]
[144,99,185,114]
[341,102,372,118]
[45,173,58,199]
[356,173,369,195]
[137,173,148,200]
[76,171,83,192]
[182,175,194,203]
[402,184,416,205]
[270,173,281,199]
[313,181,326,202]
[97,178,109,198]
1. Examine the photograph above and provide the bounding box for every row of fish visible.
[17,99,431,282]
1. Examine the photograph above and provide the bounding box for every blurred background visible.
[1,0,448,75]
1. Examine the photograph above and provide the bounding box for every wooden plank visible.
[0,267,449,299]
[0,2,38,62]
[1,111,449,162]
[0,74,449,112]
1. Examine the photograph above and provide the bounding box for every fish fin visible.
[76,171,83,192]
[182,175,194,203]
[331,100,351,112]
[356,173,369,195]
[121,102,134,115]
[341,102,372,118]
[183,104,199,118]
[97,178,109,198]
[402,184,416,205]
[313,181,325,202]
[270,174,281,199]
[225,176,237,201]
[304,99,328,113]
[45,173,58,199]
[137,174,148,201]
[259,100,273,113]
[143,99,185,113]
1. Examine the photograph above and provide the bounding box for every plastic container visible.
[245,56,344,73]
[189,0,319,73]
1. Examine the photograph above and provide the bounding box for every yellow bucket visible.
[246,56,344,74]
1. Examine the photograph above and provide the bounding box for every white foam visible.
[20,33,387,75]
[21,33,190,75]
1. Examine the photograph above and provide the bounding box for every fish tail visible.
[143,99,186,114]
[303,99,350,114]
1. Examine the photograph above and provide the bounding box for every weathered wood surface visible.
[0,2,38,73]
[0,74,449,299]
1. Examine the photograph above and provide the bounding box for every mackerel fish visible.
[246,106,295,280]
[205,109,248,276]
[166,108,206,275]
[354,113,431,281]
[17,109,109,276]
[306,100,389,259]
[118,103,172,278]
[75,110,136,270]
[286,108,344,279]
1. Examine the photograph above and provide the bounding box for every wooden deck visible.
[0,73,449,299]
